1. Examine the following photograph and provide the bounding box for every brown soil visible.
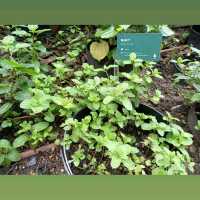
[7,147,65,175]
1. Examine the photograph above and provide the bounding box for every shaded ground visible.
[7,147,65,175]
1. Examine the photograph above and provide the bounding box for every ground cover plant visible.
[0,25,198,175]
[60,55,193,175]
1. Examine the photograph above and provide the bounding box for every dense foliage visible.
[0,25,194,174]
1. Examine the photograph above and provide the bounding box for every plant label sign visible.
[117,33,162,61]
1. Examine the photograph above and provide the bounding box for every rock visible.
[27,156,37,167]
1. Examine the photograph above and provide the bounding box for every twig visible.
[20,143,57,160]
[39,56,57,64]
[161,45,188,54]
[12,115,35,120]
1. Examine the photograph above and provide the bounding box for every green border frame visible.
[1,0,200,199]
[0,0,200,23]
[0,176,199,200]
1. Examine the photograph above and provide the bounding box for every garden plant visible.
[0,25,198,175]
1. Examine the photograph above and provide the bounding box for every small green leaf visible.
[152,168,167,175]
[15,90,32,101]
[44,112,55,122]
[73,159,80,167]
[95,26,117,39]
[0,103,13,115]
[12,30,30,37]
[33,122,49,132]
[7,149,21,162]
[0,139,11,149]
[103,96,114,104]
[15,43,31,49]
[191,93,200,103]
[1,59,38,76]
[1,120,12,128]
[121,98,132,111]
[0,155,5,165]
[13,134,28,148]
[20,91,51,114]
[0,83,11,94]
[28,25,39,32]
[123,159,135,170]
[141,123,156,131]
[2,35,15,45]
[111,157,121,169]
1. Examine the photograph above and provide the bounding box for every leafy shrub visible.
[0,135,28,166]
[175,58,200,131]
[0,25,194,175]
[0,27,76,150]
[60,54,194,175]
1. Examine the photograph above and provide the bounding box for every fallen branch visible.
[161,45,188,54]
[39,56,57,64]
[20,143,57,160]
[13,115,35,120]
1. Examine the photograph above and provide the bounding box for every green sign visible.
[117,33,162,61]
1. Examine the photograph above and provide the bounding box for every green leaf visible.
[36,29,51,35]
[51,96,64,105]
[7,149,21,162]
[121,98,133,111]
[2,35,15,45]
[13,134,28,148]
[73,159,80,167]
[191,93,200,102]
[95,26,117,39]
[12,30,30,37]
[0,103,13,115]
[44,112,55,122]
[33,122,49,132]
[152,167,167,175]
[15,43,31,49]
[1,120,12,128]
[20,91,51,113]
[155,153,171,167]
[111,157,121,169]
[0,139,11,149]
[1,59,38,76]
[123,159,135,170]
[0,83,11,94]
[141,123,156,131]
[0,155,5,165]
[28,25,39,32]
[103,96,114,104]
[119,25,130,30]
[15,90,32,101]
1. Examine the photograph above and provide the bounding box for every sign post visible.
[117,33,162,61]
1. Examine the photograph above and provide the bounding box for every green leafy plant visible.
[0,25,195,175]
[0,135,28,166]
[0,26,76,152]
[175,60,200,104]
[60,54,193,175]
